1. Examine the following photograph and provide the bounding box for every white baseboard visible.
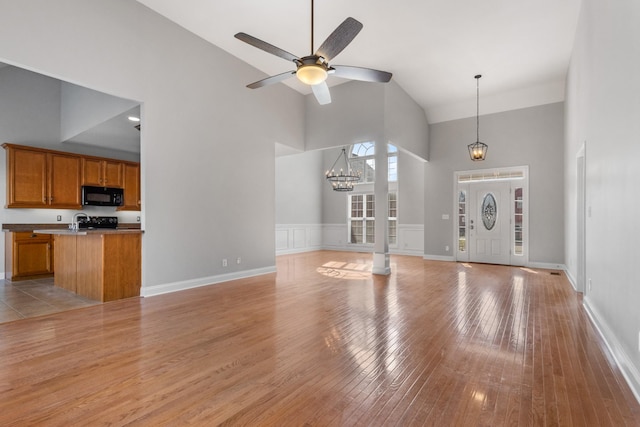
[390,248,425,257]
[583,298,640,405]
[141,266,276,298]
[527,261,565,270]
[563,266,578,291]
[423,254,455,262]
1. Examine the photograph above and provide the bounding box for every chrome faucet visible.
[70,212,88,231]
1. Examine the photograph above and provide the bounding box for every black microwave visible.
[81,186,124,206]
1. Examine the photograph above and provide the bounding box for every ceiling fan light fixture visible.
[296,64,328,85]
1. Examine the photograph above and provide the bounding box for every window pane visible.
[350,220,363,244]
[389,219,397,245]
[513,187,523,256]
[387,143,398,153]
[364,159,375,182]
[366,195,375,217]
[351,142,375,157]
[388,192,397,217]
[388,155,397,182]
[351,195,363,217]
[459,228,466,252]
[366,220,375,243]
[458,190,466,252]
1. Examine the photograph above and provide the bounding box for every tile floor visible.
[0,277,99,324]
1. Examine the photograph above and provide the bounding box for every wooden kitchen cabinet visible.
[4,232,54,281]
[3,144,82,209]
[82,158,124,188]
[118,162,141,211]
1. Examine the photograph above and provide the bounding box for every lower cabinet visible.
[53,233,141,302]
[4,232,54,280]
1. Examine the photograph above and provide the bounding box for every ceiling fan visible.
[234,0,392,105]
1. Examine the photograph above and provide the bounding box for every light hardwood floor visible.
[0,251,638,425]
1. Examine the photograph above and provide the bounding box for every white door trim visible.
[453,166,529,266]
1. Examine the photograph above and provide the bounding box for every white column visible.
[373,141,390,275]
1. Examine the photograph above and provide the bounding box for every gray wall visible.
[564,0,640,396]
[0,0,304,293]
[275,149,323,225]
[305,82,385,152]
[426,103,565,263]
[384,81,430,160]
[0,65,61,145]
[397,150,425,225]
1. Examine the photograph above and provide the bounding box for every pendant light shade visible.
[468,75,488,161]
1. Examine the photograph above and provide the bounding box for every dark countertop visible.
[2,223,142,232]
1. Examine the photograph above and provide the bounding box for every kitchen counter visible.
[3,223,141,232]
[33,228,143,235]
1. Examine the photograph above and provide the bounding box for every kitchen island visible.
[34,229,142,302]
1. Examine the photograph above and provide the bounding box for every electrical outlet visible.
[445,245,450,252]
[236,257,241,265]
[222,259,228,267]
[56,215,62,222]
[588,278,592,291]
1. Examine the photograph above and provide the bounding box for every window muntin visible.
[388,192,397,245]
[348,192,398,245]
[458,190,466,252]
[349,142,398,183]
[514,187,523,255]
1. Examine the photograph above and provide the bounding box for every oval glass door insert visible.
[481,193,497,230]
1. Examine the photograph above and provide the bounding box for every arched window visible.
[349,142,397,183]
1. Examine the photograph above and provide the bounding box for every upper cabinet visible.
[4,144,81,209]
[3,143,139,210]
[118,162,141,211]
[82,158,124,188]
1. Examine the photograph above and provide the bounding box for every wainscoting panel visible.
[393,224,424,256]
[276,224,424,257]
[275,224,323,255]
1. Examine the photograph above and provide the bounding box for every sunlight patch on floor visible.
[317,260,372,280]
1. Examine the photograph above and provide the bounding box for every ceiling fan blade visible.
[311,82,332,105]
[234,32,299,63]
[315,17,363,63]
[247,71,296,89]
[331,65,393,83]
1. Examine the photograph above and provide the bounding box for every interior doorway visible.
[455,166,529,266]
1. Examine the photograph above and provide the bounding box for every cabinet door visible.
[82,158,104,186]
[118,163,141,211]
[6,147,48,207]
[13,234,52,277]
[103,161,124,188]
[49,153,81,208]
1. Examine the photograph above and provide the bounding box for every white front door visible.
[468,181,511,265]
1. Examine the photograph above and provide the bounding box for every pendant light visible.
[468,74,488,161]
[325,147,361,191]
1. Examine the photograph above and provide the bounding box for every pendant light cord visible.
[475,74,481,142]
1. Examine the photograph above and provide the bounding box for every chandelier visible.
[468,74,488,161]
[326,147,361,191]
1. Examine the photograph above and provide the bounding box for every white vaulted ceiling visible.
[136,0,582,123]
